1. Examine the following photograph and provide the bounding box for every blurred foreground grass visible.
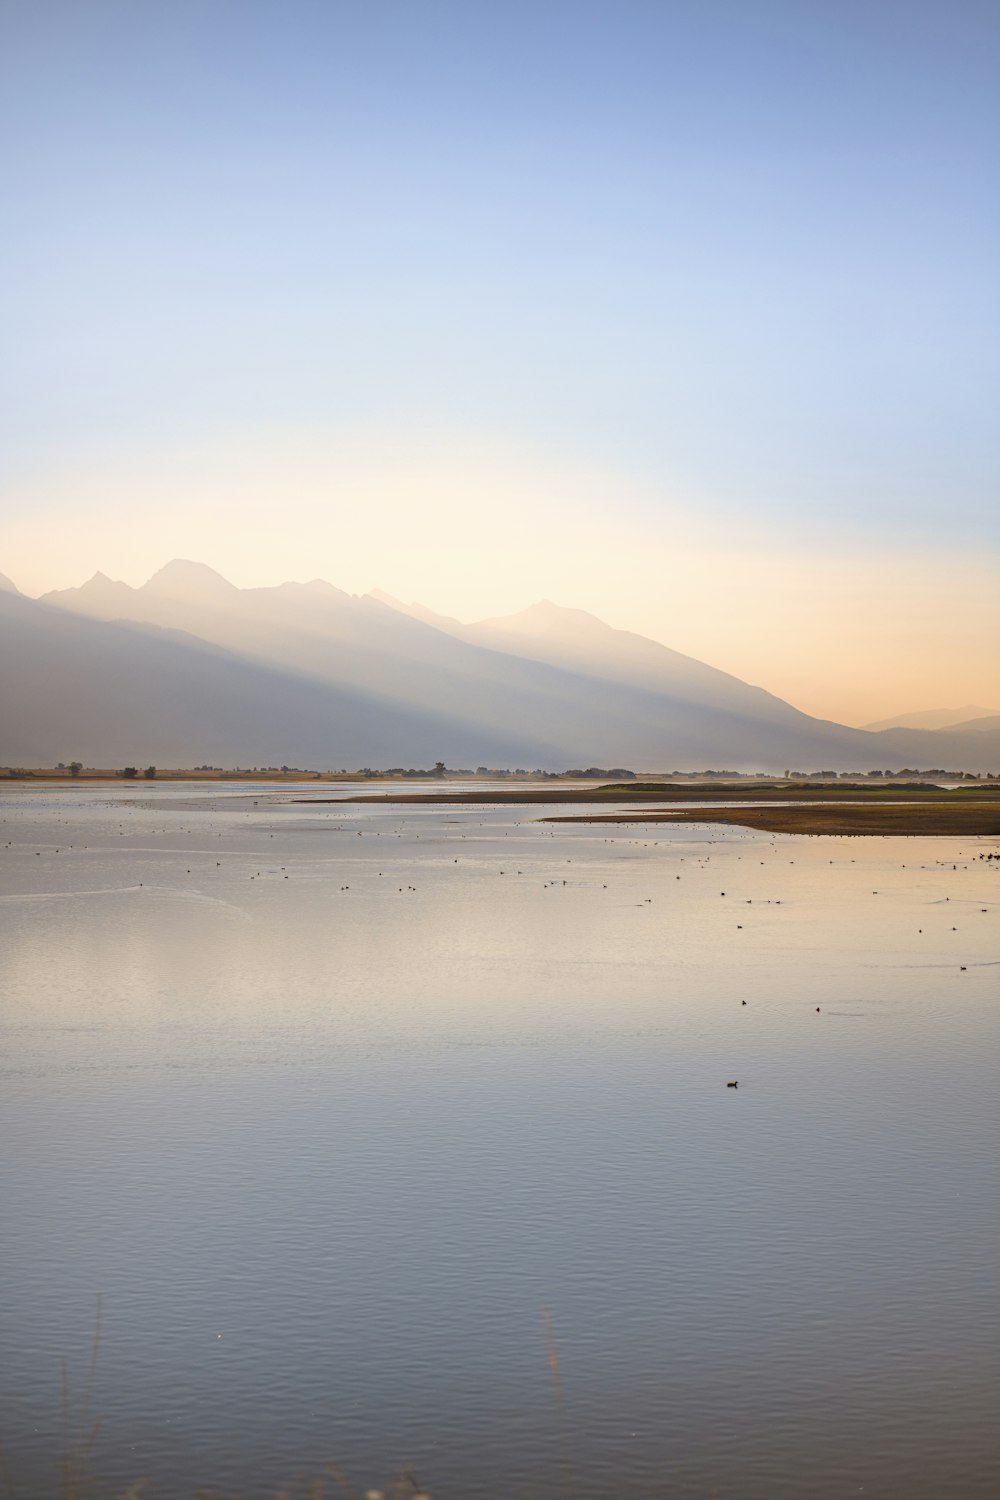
[1,1300,572,1500]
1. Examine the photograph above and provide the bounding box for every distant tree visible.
[122,767,138,779]
[144,765,157,780]
[69,761,82,777]
[433,761,447,777]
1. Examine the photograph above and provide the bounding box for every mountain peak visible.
[863,704,1000,732]
[86,570,134,595]
[479,599,610,637]
[0,571,20,594]
[272,577,350,601]
[143,559,237,598]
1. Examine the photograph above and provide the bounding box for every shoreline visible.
[299,781,1000,806]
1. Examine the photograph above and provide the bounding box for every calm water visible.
[1,782,998,1498]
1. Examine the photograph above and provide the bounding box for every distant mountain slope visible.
[41,562,871,768]
[379,593,839,727]
[4,562,995,772]
[863,705,1000,731]
[930,715,1000,735]
[0,590,550,768]
[866,721,1000,769]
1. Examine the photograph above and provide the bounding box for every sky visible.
[1,0,997,725]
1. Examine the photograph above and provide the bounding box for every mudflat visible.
[305,780,1000,807]
[545,801,1000,836]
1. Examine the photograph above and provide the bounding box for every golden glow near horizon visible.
[3,430,996,728]
[4,4,997,738]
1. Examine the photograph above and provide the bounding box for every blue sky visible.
[1,0,997,719]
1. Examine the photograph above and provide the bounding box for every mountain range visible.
[861,705,1000,732]
[1,560,997,772]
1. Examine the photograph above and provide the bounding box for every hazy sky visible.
[1,0,997,724]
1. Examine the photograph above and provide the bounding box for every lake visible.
[1,781,998,1498]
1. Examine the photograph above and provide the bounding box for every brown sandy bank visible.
[543,803,1000,836]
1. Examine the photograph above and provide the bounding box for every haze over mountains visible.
[862,705,1000,732]
[1,560,997,773]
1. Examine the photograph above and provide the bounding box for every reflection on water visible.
[1,782,998,1498]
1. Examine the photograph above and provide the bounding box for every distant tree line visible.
[1,762,994,782]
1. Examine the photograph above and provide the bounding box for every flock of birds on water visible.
[2,784,995,1099]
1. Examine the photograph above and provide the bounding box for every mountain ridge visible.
[862,705,1000,732]
[1,561,995,772]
